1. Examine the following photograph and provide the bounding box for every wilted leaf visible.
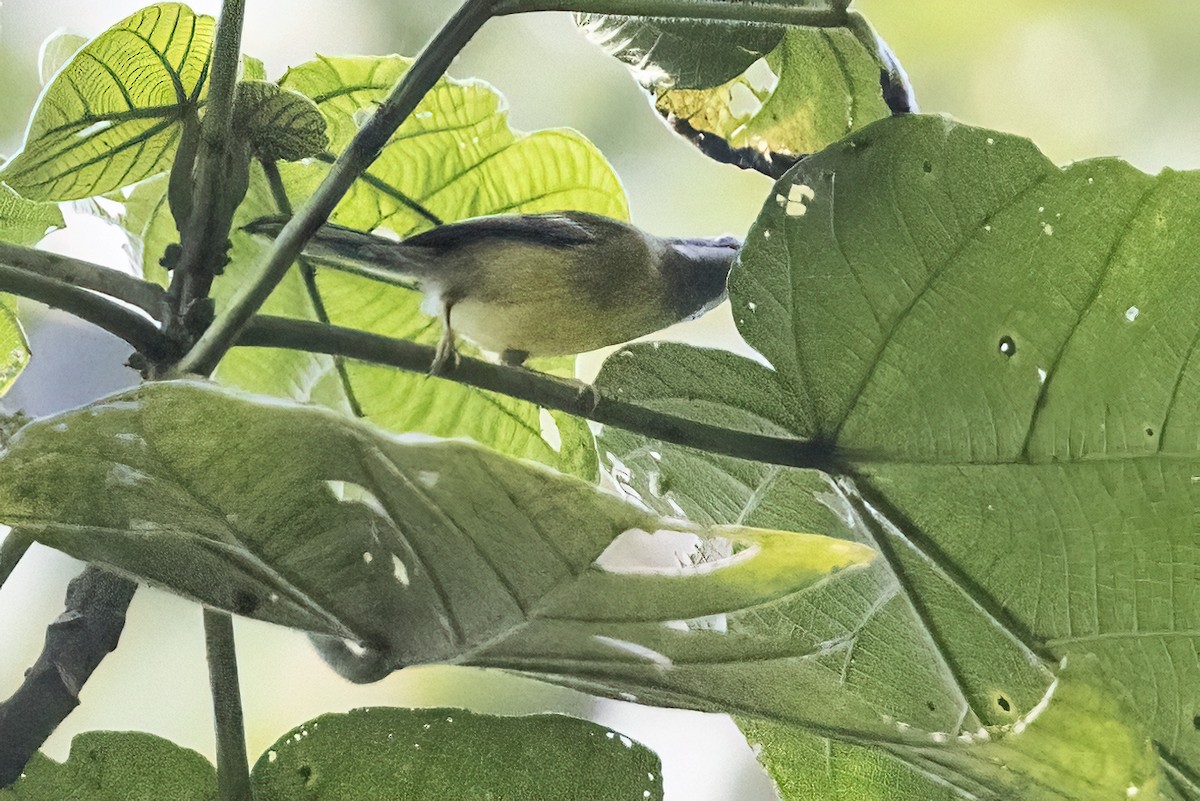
[0,732,214,801]
[592,115,1197,797]
[578,6,911,177]
[0,381,871,682]
[3,4,214,200]
[252,708,663,801]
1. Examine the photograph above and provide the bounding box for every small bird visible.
[245,211,740,373]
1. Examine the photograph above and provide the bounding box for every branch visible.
[166,0,248,327]
[493,0,851,25]
[0,531,31,591]
[239,316,835,470]
[205,610,251,801]
[0,567,137,787]
[0,243,165,320]
[0,265,172,361]
[176,0,496,377]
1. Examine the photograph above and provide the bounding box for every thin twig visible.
[176,0,496,377]
[0,265,172,361]
[239,316,836,470]
[204,610,251,801]
[0,243,165,320]
[493,0,852,25]
[0,567,137,788]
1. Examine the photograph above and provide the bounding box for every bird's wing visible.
[404,212,603,251]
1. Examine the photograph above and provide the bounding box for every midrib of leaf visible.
[12,119,181,189]
[1019,177,1166,459]
[830,168,1057,439]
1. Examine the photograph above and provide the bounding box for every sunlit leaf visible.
[252,708,663,801]
[592,115,1197,797]
[3,4,215,200]
[0,380,871,681]
[36,32,88,86]
[0,732,214,801]
[579,7,911,177]
[129,54,627,475]
[0,303,30,399]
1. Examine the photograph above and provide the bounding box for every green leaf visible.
[578,8,910,177]
[0,301,30,398]
[0,189,65,246]
[594,115,1197,797]
[251,708,663,800]
[2,4,215,200]
[744,657,1161,801]
[129,54,627,475]
[233,81,328,162]
[655,24,895,177]
[36,32,88,86]
[0,380,871,680]
[576,13,787,90]
[0,732,215,800]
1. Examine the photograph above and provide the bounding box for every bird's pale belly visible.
[449,296,667,357]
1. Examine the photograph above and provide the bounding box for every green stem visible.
[239,316,836,470]
[0,265,171,361]
[0,242,166,319]
[259,159,365,418]
[176,0,496,377]
[0,531,31,591]
[205,609,252,801]
[168,0,248,319]
[493,0,851,25]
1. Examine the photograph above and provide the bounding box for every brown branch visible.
[0,567,137,787]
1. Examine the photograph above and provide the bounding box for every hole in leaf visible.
[998,336,1017,357]
[996,694,1012,713]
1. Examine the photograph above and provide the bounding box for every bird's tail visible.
[243,217,428,290]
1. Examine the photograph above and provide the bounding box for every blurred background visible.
[0,2,1197,799]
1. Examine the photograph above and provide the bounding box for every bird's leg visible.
[500,349,529,368]
[430,303,460,375]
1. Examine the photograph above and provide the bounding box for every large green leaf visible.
[2,4,214,201]
[0,732,215,801]
[578,7,910,177]
[592,115,1198,798]
[0,380,872,681]
[252,708,663,800]
[126,54,627,475]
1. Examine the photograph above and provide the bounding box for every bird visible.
[245,210,740,373]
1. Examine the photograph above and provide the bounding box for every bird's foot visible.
[429,338,461,376]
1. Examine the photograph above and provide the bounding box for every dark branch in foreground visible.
[0,567,136,787]
[0,265,172,362]
[240,316,835,470]
[0,244,165,320]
